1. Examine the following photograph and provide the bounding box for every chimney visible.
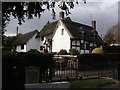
[92,20,96,30]
[16,27,19,36]
[47,21,50,24]
[59,11,64,19]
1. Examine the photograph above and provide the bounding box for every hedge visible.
[58,49,68,55]
[78,53,120,71]
[69,48,79,55]
[2,52,54,89]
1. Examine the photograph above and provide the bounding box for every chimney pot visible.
[16,27,18,36]
[92,20,96,30]
[59,11,64,19]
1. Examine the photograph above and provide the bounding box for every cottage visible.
[12,11,103,53]
[11,30,42,52]
[37,11,104,53]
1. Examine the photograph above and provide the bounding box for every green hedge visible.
[78,53,120,70]
[69,48,79,55]
[58,49,68,55]
[2,52,54,89]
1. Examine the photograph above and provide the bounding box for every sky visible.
[4,0,119,37]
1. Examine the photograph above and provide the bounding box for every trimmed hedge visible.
[2,52,54,89]
[69,48,79,55]
[106,46,120,53]
[78,53,120,71]
[58,49,68,55]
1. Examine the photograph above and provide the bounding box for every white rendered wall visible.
[16,33,42,52]
[16,45,27,52]
[52,22,70,52]
[26,34,42,52]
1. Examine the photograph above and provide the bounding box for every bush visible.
[2,52,55,88]
[78,54,104,70]
[58,49,68,55]
[69,48,79,55]
[27,49,40,54]
[92,48,103,54]
[50,52,57,55]
[77,53,120,71]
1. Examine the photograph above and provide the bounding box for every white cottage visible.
[12,30,42,52]
[38,11,104,53]
[12,11,103,53]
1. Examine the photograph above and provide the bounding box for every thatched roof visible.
[36,21,58,39]
[11,30,38,46]
[38,17,103,44]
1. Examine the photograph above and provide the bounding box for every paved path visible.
[25,81,70,90]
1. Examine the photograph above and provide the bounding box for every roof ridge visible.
[70,20,93,28]
[11,30,39,46]
[21,30,38,35]
[45,17,71,25]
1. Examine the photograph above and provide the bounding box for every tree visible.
[58,49,68,55]
[3,36,16,47]
[2,1,86,33]
[1,1,87,47]
[103,24,118,45]
[69,48,79,55]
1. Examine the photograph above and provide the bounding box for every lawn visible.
[70,78,113,89]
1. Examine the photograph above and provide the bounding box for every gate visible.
[53,55,78,81]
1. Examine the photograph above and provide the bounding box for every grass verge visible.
[70,78,113,89]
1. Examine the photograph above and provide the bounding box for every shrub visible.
[78,54,103,70]
[69,48,79,55]
[27,49,40,54]
[50,52,57,55]
[92,48,103,54]
[58,49,68,55]
[2,52,55,87]
[77,53,120,71]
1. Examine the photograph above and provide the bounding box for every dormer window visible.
[61,29,64,35]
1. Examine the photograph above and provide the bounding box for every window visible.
[61,29,64,35]
[81,40,84,43]
[41,36,44,41]
[21,45,24,49]
[40,46,44,51]
[80,43,84,50]
[86,43,90,50]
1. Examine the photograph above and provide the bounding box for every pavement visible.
[25,81,70,90]
[25,77,120,89]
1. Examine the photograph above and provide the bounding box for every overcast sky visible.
[4,0,119,37]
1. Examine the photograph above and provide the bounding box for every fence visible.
[25,55,78,83]
[26,55,119,84]
[3,53,120,89]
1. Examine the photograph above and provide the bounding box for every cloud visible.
[68,1,118,36]
[5,1,118,37]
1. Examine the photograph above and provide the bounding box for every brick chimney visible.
[92,20,96,30]
[16,27,19,36]
[59,11,64,19]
